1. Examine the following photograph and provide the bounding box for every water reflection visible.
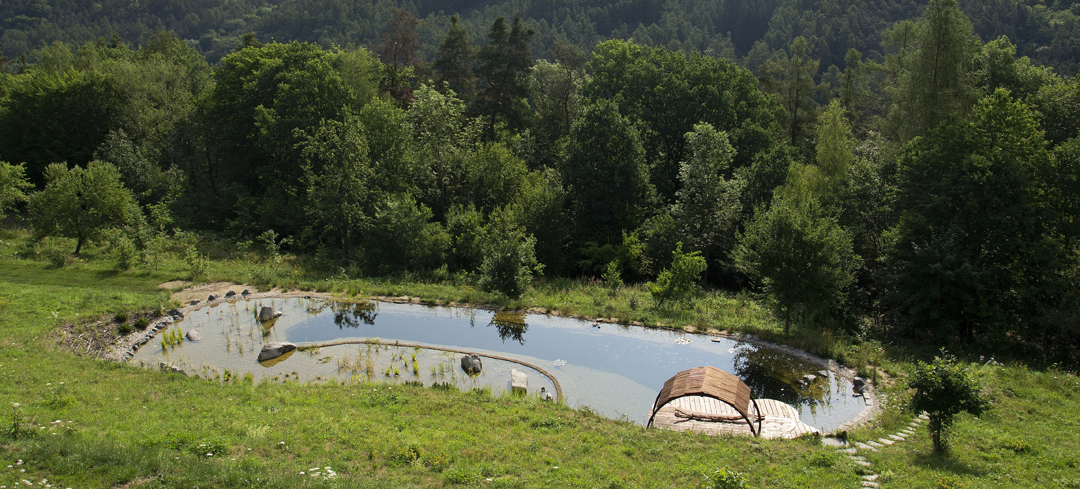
[489,310,528,344]
[333,301,377,328]
[732,343,833,416]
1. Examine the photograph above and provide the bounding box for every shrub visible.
[135,317,150,331]
[703,468,747,489]
[648,242,706,306]
[117,323,133,335]
[909,350,991,453]
[114,312,129,323]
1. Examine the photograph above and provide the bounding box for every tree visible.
[562,100,656,249]
[29,161,135,255]
[298,115,375,259]
[909,351,989,453]
[815,100,856,181]
[380,9,421,101]
[670,123,744,274]
[734,165,861,335]
[891,0,979,141]
[474,15,534,137]
[0,161,33,230]
[433,15,475,102]
[362,194,449,275]
[407,84,482,221]
[478,207,542,299]
[585,40,782,203]
[884,90,1051,342]
[760,37,820,150]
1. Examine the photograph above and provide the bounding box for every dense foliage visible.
[2,0,1080,366]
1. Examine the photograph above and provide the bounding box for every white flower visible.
[11,403,19,408]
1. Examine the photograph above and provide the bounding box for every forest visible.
[2,0,1080,367]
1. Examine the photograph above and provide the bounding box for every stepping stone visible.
[854,442,878,452]
[838,448,858,454]
[876,438,895,445]
[862,475,879,481]
[851,459,872,467]
[918,414,929,420]
[889,434,906,441]
[866,440,884,448]
[848,455,866,461]
[862,482,880,488]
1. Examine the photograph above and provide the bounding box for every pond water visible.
[132,297,865,431]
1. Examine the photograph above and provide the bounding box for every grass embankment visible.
[1,229,1078,488]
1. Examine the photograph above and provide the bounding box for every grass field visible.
[1,229,1078,488]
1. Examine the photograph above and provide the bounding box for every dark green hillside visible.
[2,0,1080,74]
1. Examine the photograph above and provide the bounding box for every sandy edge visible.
[108,282,881,433]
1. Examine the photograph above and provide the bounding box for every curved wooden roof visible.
[647,366,762,436]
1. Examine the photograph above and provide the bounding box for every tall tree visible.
[760,36,820,150]
[474,15,534,138]
[380,9,421,102]
[891,0,979,141]
[562,100,657,249]
[884,90,1052,342]
[670,123,744,276]
[298,115,375,259]
[433,15,475,103]
[734,164,860,335]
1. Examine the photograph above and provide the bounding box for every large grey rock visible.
[258,342,297,362]
[225,291,236,298]
[258,306,283,322]
[185,329,201,342]
[207,294,219,301]
[511,368,528,392]
[241,289,251,296]
[460,354,482,375]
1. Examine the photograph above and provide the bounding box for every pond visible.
[132,297,866,431]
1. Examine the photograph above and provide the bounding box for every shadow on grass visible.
[911,451,985,478]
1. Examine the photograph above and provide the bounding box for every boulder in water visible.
[461,354,483,375]
[511,368,528,393]
[258,342,297,362]
[185,329,201,342]
[258,306,283,322]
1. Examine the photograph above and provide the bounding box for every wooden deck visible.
[649,396,819,439]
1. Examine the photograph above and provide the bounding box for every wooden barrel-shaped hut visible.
[647,366,763,437]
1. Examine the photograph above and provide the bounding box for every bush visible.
[135,317,150,331]
[648,242,706,306]
[909,350,991,453]
[117,323,133,335]
[363,194,449,274]
[114,312,129,323]
[703,468,746,489]
[478,208,541,299]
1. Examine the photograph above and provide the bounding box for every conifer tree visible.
[475,14,534,138]
[433,15,476,103]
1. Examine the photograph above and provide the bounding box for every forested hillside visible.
[2,0,1080,75]
[2,0,1080,368]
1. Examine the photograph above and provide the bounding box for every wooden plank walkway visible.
[649,396,819,439]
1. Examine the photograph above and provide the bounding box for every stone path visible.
[827,412,929,487]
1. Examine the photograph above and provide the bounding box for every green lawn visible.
[0,230,1077,488]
